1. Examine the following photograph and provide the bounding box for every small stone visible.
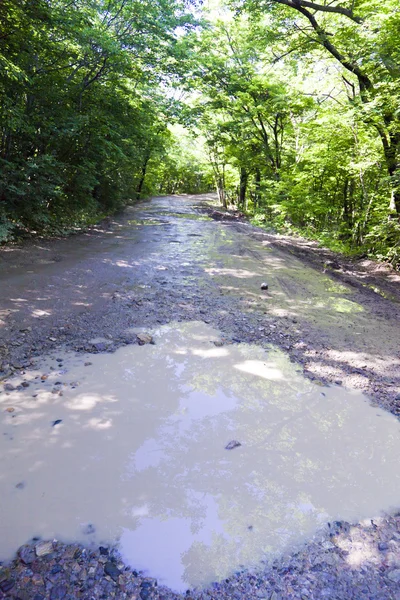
[84,362,92,367]
[260,282,269,290]
[50,583,67,599]
[104,561,121,582]
[388,569,400,582]
[137,333,153,345]
[32,574,44,586]
[18,545,36,564]
[52,419,62,427]
[5,407,15,413]
[51,564,63,575]
[225,440,241,450]
[16,481,25,489]
[378,542,389,551]
[41,375,48,381]
[4,384,15,391]
[0,579,15,593]
[21,381,30,388]
[49,337,57,342]
[324,260,340,270]
[82,523,95,534]
[94,342,107,351]
[213,340,224,347]
[35,540,53,557]
[99,546,109,555]
[321,553,338,566]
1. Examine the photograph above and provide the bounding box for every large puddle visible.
[1,322,400,591]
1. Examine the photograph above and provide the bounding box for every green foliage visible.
[364,220,400,268]
[183,2,400,266]
[0,0,201,239]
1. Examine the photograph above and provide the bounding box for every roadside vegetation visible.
[1,0,400,266]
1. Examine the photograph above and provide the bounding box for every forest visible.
[1,0,399,266]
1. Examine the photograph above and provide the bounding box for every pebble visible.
[4,383,15,391]
[51,419,63,427]
[388,569,400,583]
[35,541,54,557]
[225,440,241,450]
[378,542,389,551]
[82,523,96,535]
[18,545,36,564]
[260,283,269,290]
[104,561,121,582]
[0,579,15,593]
[49,583,67,599]
[137,333,153,345]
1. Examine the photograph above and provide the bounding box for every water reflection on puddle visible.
[1,322,400,591]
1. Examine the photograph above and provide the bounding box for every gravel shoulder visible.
[1,194,400,599]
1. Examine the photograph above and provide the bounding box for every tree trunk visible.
[254,168,261,209]
[342,177,355,230]
[136,155,150,198]
[239,167,248,210]
[216,177,227,208]
[385,131,400,216]
[269,0,400,217]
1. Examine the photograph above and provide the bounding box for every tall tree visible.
[0,0,198,238]
[231,0,400,216]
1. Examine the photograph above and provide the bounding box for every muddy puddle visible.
[1,322,400,591]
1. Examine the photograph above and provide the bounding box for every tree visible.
[0,0,199,238]
[232,0,400,217]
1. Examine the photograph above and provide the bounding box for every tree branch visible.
[293,0,363,23]
[272,0,372,93]
[270,0,362,23]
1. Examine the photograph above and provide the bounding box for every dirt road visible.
[1,193,400,412]
[1,194,400,600]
